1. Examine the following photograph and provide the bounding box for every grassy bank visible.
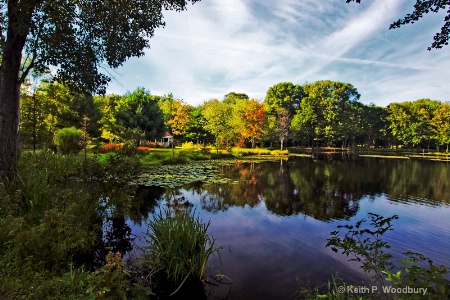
[288,146,450,161]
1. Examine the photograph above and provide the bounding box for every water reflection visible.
[128,157,450,299]
[197,157,449,221]
[128,186,164,225]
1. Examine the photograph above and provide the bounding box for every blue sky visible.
[105,0,450,107]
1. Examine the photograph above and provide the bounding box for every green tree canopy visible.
[264,82,303,148]
[431,102,450,151]
[185,105,213,145]
[292,80,360,147]
[115,88,165,144]
[0,0,200,176]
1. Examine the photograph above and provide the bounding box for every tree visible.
[410,99,441,149]
[166,99,192,157]
[291,80,360,148]
[185,105,213,146]
[19,83,53,151]
[386,102,413,147]
[431,102,450,152]
[115,88,165,145]
[223,92,249,105]
[264,82,303,149]
[95,94,123,143]
[278,109,291,151]
[339,101,364,148]
[166,100,192,137]
[0,0,200,176]
[202,99,231,153]
[346,0,450,50]
[360,104,388,148]
[243,99,266,148]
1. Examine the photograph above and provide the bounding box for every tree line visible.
[19,80,450,152]
[2,0,448,175]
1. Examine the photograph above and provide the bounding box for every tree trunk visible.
[0,3,33,177]
[33,93,37,153]
[280,138,284,151]
[0,47,28,177]
[172,136,175,158]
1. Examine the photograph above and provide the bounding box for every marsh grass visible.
[143,207,223,296]
[0,151,144,299]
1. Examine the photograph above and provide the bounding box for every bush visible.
[181,142,203,150]
[0,152,145,299]
[137,146,152,155]
[99,143,123,153]
[87,251,152,299]
[326,213,450,298]
[54,127,84,155]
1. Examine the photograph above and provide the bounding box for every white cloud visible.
[106,0,450,106]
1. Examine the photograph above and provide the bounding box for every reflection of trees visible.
[382,160,450,204]
[287,160,363,220]
[73,214,134,269]
[101,216,133,256]
[262,160,301,216]
[198,162,264,213]
[233,159,363,220]
[188,158,449,220]
[200,188,230,213]
[128,186,164,225]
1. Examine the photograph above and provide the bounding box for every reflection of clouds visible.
[125,160,450,299]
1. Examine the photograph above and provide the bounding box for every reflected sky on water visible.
[126,156,450,299]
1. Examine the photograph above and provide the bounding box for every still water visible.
[128,156,450,299]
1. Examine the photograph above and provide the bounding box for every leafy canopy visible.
[0,0,200,93]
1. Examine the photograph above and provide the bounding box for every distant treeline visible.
[19,80,450,151]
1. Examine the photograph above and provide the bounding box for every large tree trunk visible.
[0,4,32,177]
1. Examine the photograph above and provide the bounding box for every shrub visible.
[137,146,152,155]
[54,127,84,155]
[99,143,123,153]
[116,143,135,156]
[326,213,450,298]
[87,251,152,299]
[181,142,203,150]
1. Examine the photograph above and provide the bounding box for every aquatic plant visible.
[135,162,230,188]
[143,207,223,296]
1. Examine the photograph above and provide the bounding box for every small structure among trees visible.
[159,132,174,147]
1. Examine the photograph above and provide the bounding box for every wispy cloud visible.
[106,0,450,107]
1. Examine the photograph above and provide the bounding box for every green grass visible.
[142,147,290,165]
[0,151,145,299]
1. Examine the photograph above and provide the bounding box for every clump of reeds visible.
[144,207,222,296]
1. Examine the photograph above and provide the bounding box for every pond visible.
[126,156,450,299]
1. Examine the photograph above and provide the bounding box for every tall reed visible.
[144,207,222,295]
